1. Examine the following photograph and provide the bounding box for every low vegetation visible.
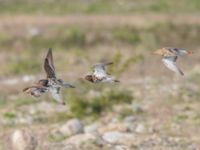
[66,87,133,121]
[0,0,200,15]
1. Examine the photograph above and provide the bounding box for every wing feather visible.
[162,56,184,76]
[93,62,113,78]
[49,87,65,105]
[46,48,55,72]
[23,85,48,97]
[44,58,56,78]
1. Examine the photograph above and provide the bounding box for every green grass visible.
[0,0,200,15]
[3,112,16,119]
[173,115,189,124]
[48,133,67,143]
[8,59,41,75]
[67,87,133,121]
[0,96,7,108]
[113,28,140,44]
[15,98,38,106]
[1,23,200,52]
[119,107,134,119]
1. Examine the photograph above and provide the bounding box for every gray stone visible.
[123,116,137,132]
[131,102,143,113]
[59,119,84,137]
[84,123,99,133]
[10,129,38,150]
[102,131,134,144]
[124,116,137,123]
[65,133,97,146]
[135,123,146,133]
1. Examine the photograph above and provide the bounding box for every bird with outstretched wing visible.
[85,62,119,83]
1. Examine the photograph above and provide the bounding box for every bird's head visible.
[38,79,48,86]
[85,75,94,83]
[152,48,166,56]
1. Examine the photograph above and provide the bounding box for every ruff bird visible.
[23,48,75,105]
[153,47,193,76]
[85,62,120,83]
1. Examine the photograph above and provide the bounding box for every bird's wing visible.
[167,47,191,56]
[93,62,113,78]
[46,48,55,72]
[49,87,65,105]
[162,56,184,76]
[44,58,56,78]
[23,85,47,97]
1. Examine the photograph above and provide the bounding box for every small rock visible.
[59,119,84,137]
[102,131,123,143]
[102,131,134,144]
[115,145,130,150]
[10,129,37,150]
[123,116,137,132]
[43,143,76,150]
[131,102,143,113]
[98,123,127,134]
[84,123,99,133]
[65,133,97,146]
[28,27,41,37]
[124,116,137,123]
[135,124,146,133]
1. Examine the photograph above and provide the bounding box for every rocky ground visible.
[0,3,200,149]
[1,66,200,150]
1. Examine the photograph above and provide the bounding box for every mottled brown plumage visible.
[23,48,75,105]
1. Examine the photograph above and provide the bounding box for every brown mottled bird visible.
[23,48,75,105]
[153,47,193,76]
[85,62,120,83]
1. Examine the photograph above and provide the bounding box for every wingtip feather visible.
[48,48,52,53]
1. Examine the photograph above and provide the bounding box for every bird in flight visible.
[153,47,193,76]
[23,48,75,105]
[85,62,120,83]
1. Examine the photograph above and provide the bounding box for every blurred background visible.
[0,0,200,149]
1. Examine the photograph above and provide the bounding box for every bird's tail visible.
[178,69,184,76]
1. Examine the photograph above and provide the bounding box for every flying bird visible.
[85,62,120,83]
[153,47,193,76]
[23,48,75,105]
